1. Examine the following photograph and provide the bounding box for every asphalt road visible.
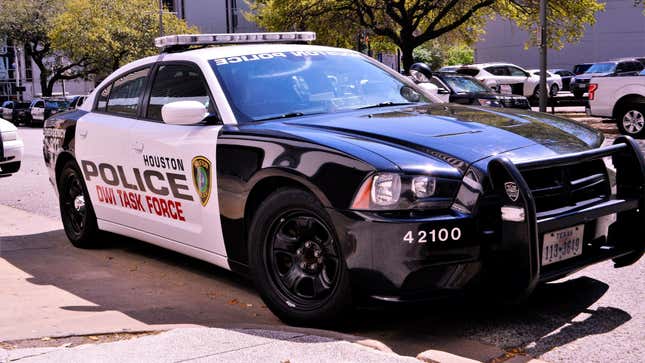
[1,124,644,363]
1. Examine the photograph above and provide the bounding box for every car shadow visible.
[0,229,631,360]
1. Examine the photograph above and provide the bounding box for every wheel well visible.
[613,94,645,119]
[244,176,311,232]
[54,152,75,190]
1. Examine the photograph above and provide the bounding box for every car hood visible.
[266,104,603,173]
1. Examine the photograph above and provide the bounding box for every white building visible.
[0,38,94,103]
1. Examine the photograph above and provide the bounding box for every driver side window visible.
[508,66,527,77]
[146,64,213,122]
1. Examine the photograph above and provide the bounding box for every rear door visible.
[128,62,226,255]
[76,66,151,226]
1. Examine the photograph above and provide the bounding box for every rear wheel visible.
[248,188,352,326]
[616,105,645,138]
[58,160,101,248]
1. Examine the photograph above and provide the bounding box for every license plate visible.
[542,225,584,265]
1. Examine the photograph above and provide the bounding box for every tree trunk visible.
[39,70,51,97]
[400,45,415,75]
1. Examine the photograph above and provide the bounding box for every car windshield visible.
[46,101,68,109]
[209,51,426,122]
[585,63,616,74]
[441,76,489,93]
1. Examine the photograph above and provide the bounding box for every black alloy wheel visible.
[267,212,340,305]
[59,160,100,248]
[249,188,352,326]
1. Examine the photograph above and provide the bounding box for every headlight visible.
[477,98,501,107]
[1,131,18,141]
[351,172,459,211]
[371,173,401,206]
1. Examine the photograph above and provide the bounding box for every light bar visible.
[154,32,316,49]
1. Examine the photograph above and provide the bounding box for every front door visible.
[128,62,226,256]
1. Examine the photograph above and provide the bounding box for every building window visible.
[162,0,174,12]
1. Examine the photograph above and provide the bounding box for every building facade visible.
[166,0,259,34]
[0,38,94,103]
[475,0,645,70]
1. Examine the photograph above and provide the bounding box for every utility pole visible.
[539,0,548,112]
[14,45,21,101]
[158,0,164,37]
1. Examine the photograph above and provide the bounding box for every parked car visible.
[549,69,575,91]
[527,69,563,96]
[67,95,87,110]
[28,98,69,126]
[455,63,541,98]
[410,63,530,109]
[0,117,24,176]
[570,60,644,98]
[43,31,645,325]
[573,63,593,75]
[1,100,31,125]
[587,75,645,137]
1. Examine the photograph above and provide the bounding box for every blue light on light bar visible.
[154,32,316,48]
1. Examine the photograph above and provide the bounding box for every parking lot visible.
[1,115,644,363]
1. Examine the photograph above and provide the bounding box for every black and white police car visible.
[44,32,645,325]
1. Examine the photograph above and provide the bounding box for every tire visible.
[0,161,20,175]
[616,104,645,138]
[572,90,584,99]
[248,188,352,326]
[58,160,101,248]
[550,84,559,98]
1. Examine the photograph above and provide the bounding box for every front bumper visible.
[330,137,645,301]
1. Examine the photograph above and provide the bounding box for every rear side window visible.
[146,64,211,121]
[106,68,150,116]
[485,66,509,76]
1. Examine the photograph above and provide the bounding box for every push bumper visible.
[485,136,645,297]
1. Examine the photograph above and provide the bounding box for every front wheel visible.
[616,105,645,138]
[248,188,352,326]
[550,84,559,97]
[58,160,101,248]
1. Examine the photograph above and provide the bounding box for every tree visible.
[0,0,91,97]
[247,0,605,73]
[49,0,197,80]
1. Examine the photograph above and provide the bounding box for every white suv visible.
[456,63,541,98]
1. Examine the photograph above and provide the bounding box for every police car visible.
[43,32,645,325]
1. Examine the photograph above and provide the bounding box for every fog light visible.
[501,206,525,222]
[412,176,436,198]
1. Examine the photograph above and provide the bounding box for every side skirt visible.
[98,219,231,271]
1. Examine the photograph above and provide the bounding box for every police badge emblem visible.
[504,181,520,202]
[192,156,212,206]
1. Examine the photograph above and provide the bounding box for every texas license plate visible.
[542,225,584,266]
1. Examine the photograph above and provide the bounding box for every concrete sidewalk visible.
[1,328,420,363]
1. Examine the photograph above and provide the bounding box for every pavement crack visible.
[174,334,308,363]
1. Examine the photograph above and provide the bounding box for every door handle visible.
[132,141,144,152]
[78,128,88,138]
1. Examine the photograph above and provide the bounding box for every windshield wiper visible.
[357,102,415,110]
[255,112,305,122]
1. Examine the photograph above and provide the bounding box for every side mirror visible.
[161,101,208,125]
